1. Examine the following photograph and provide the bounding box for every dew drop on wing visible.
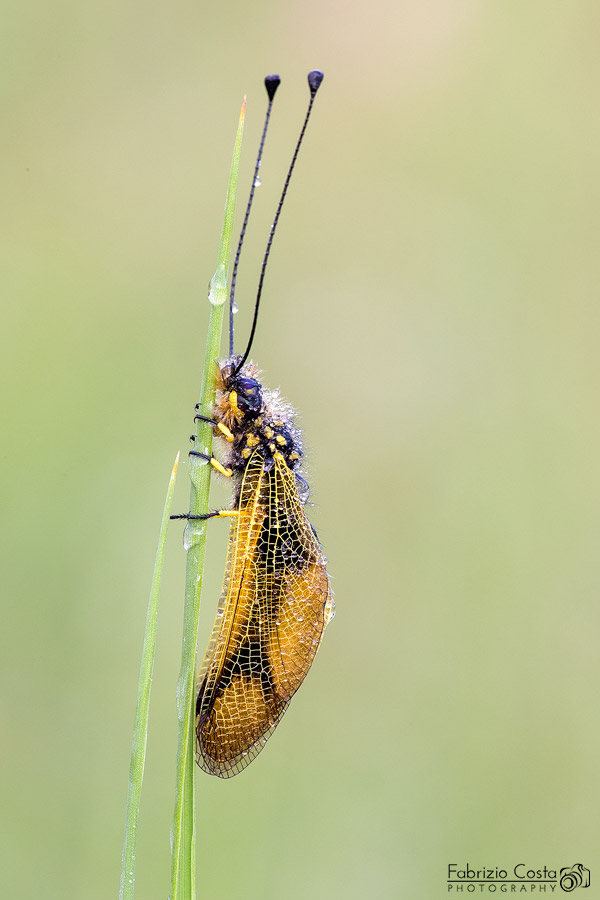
[232,301,239,314]
[254,175,261,187]
[295,473,310,504]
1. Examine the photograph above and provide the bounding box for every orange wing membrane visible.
[195,358,334,777]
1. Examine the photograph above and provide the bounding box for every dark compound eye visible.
[234,377,262,413]
[236,377,259,393]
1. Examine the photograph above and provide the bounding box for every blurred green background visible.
[3,1,599,897]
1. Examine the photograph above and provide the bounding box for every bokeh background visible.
[3,2,599,897]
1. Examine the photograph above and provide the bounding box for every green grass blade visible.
[119,452,180,900]
[170,96,246,900]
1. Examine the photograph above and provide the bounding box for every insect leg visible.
[193,414,235,442]
[193,405,216,418]
[194,406,235,441]
[170,510,239,521]
[172,444,236,520]
[189,450,233,478]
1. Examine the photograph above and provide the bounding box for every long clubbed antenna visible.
[229,74,281,356]
[234,69,324,374]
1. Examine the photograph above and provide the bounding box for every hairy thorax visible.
[213,356,304,478]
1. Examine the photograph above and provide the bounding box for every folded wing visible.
[196,451,332,777]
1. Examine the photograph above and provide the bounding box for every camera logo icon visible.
[560,864,590,892]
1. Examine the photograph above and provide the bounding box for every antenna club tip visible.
[264,74,281,100]
[241,95,247,115]
[307,69,324,95]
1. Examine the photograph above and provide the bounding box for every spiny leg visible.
[193,411,234,443]
[170,509,239,521]
[171,447,237,520]
[189,450,233,478]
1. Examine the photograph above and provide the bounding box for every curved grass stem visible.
[170,97,246,900]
